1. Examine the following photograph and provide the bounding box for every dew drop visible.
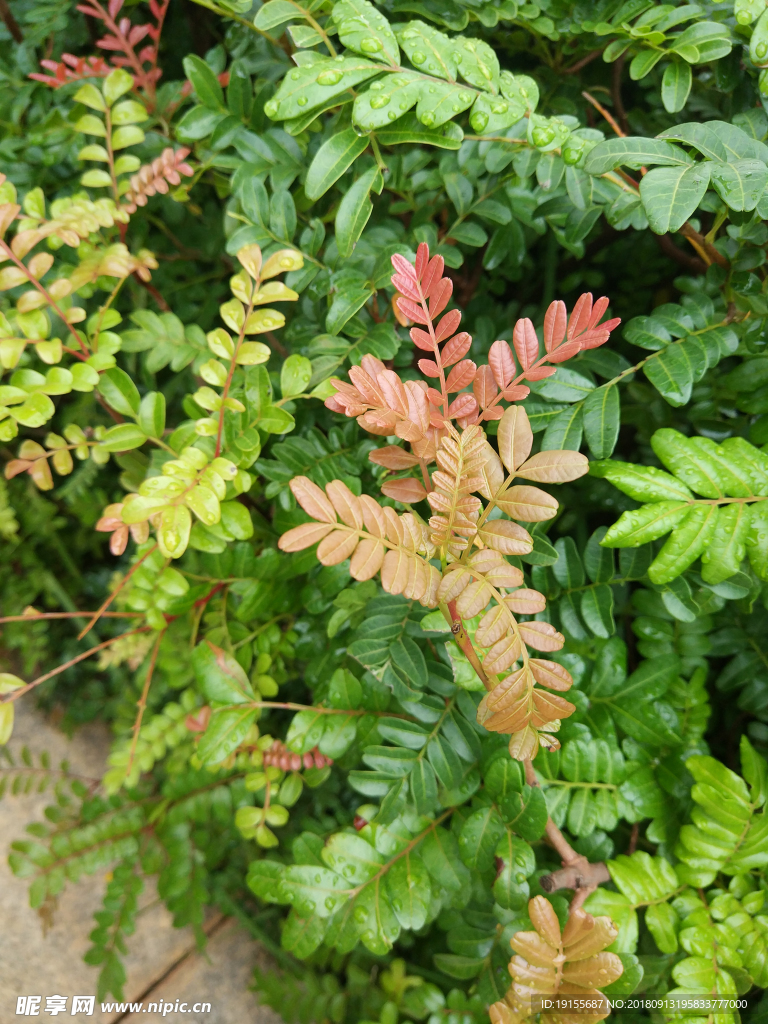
[317,69,344,86]
[264,100,278,117]
[354,906,368,923]
[411,50,426,65]
[297,96,308,106]
[360,37,383,53]
[325,897,336,910]
[420,111,435,126]
[290,70,301,80]
[459,91,473,102]
[388,110,397,120]
[369,94,390,109]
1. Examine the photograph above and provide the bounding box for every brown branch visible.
[0,0,23,42]
[0,627,151,704]
[125,629,164,780]
[134,273,171,311]
[0,611,142,623]
[524,759,611,896]
[611,54,629,136]
[656,233,706,274]
[444,599,494,690]
[78,543,159,640]
[563,49,603,74]
[679,222,728,268]
[582,90,625,139]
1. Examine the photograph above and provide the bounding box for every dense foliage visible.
[4,0,768,1021]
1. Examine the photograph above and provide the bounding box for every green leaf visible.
[384,852,431,929]
[410,758,439,812]
[286,709,327,753]
[553,537,585,588]
[99,424,148,452]
[305,128,370,201]
[700,503,751,584]
[580,584,615,638]
[541,405,583,452]
[375,113,464,150]
[265,57,381,122]
[499,784,548,840]
[741,735,768,807]
[336,166,378,258]
[583,384,620,459]
[648,504,719,583]
[332,0,400,65]
[354,73,424,131]
[709,158,768,212]
[428,735,464,789]
[611,700,681,746]
[661,61,692,113]
[644,341,702,407]
[651,429,733,498]
[138,391,165,438]
[639,162,712,234]
[590,459,693,502]
[191,639,256,704]
[198,706,258,764]
[452,37,499,93]
[395,20,455,80]
[280,354,312,398]
[183,55,225,111]
[416,80,476,129]
[602,501,691,547]
[97,367,141,416]
[421,827,471,893]
[254,0,298,30]
[458,806,505,870]
[377,717,428,749]
[390,637,428,689]
[279,864,349,918]
[584,137,692,175]
[645,902,679,954]
[433,954,485,979]
[629,49,664,80]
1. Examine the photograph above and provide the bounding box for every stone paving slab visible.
[0,701,280,1024]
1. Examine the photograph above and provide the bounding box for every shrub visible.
[2,0,768,1020]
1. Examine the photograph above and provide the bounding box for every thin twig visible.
[0,628,152,704]
[0,611,143,623]
[563,48,603,74]
[125,629,164,780]
[0,0,23,42]
[77,544,159,640]
[582,90,626,138]
[611,54,629,135]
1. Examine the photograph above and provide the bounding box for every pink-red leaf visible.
[418,359,440,378]
[543,300,566,353]
[489,339,516,388]
[447,393,478,419]
[429,278,453,319]
[512,317,538,370]
[445,359,477,393]
[442,332,472,366]
[435,308,461,343]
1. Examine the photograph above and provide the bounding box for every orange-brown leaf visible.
[442,332,472,366]
[505,589,546,614]
[290,476,336,524]
[380,478,428,504]
[529,895,562,949]
[518,621,564,652]
[497,406,533,473]
[543,300,567,353]
[369,446,421,471]
[350,537,385,580]
[326,479,363,529]
[496,485,558,522]
[456,578,493,617]
[278,522,335,551]
[516,450,589,484]
[530,659,573,692]
[317,529,358,565]
[475,603,510,647]
[562,953,623,988]
[478,520,533,555]
[482,632,522,674]
[510,930,559,969]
